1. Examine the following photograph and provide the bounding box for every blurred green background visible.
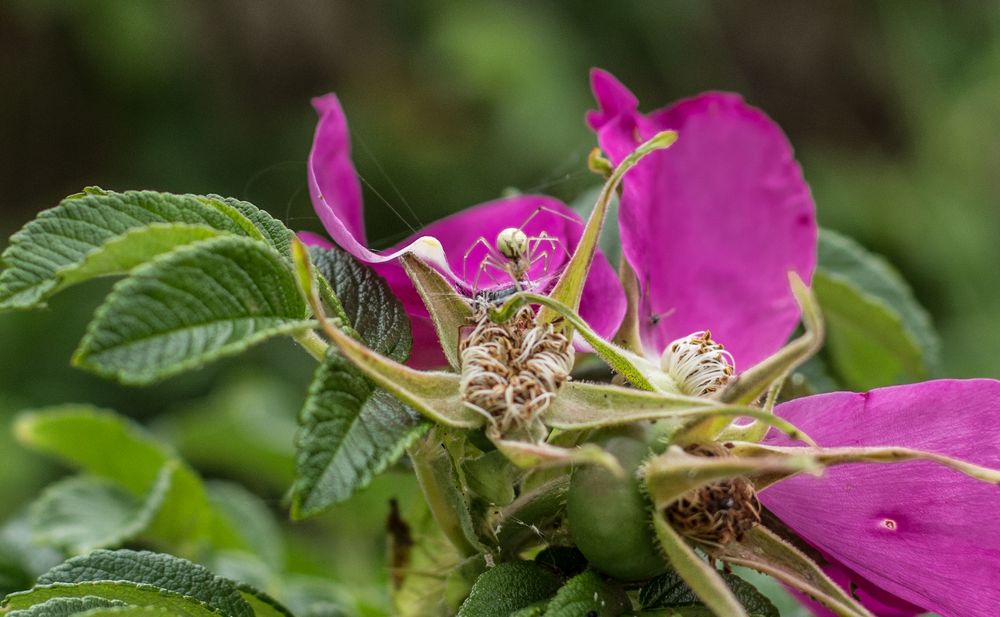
[1,0,997,612]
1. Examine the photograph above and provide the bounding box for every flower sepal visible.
[717,526,876,617]
[545,380,816,445]
[401,253,473,370]
[489,429,625,478]
[489,290,668,391]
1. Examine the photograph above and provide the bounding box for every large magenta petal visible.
[588,70,816,369]
[762,379,1000,617]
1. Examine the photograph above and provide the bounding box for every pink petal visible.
[308,95,366,244]
[762,379,1000,617]
[308,94,453,274]
[588,70,816,369]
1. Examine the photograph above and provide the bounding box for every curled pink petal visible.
[762,379,1000,617]
[308,94,453,275]
[588,69,816,369]
[308,95,366,243]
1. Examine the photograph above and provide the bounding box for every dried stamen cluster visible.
[459,306,573,434]
[663,443,761,546]
[660,330,735,397]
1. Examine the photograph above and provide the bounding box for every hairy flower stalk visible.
[459,306,573,435]
[662,443,761,546]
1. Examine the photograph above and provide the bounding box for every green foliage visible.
[307,246,410,362]
[638,570,778,617]
[290,245,426,518]
[541,571,629,617]
[73,235,309,385]
[156,373,299,492]
[456,561,561,617]
[28,474,167,555]
[2,549,292,617]
[290,352,427,518]
[6,597,129,617]
[15,406,279,563]
[0,189,287,312]
[815,229,940,390]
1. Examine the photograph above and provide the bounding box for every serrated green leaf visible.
[73,235,310,385]
[75,608,183,616]
[52,224,223,291]
[3,584,223,617]
[211,195,295,258]
[542,571,630,617]
[0,190,289,311]
[6,596,129,617]
[815,229,940,390]
[291,352,428,518]
[28,472,168,555]
[291,245,428,516]
[21,550,253,617]
[456,562,561,617]
[308,245,410,362]
[639,570,778,617]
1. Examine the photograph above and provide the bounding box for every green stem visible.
[408,433,481,557]
[294,329,329,361]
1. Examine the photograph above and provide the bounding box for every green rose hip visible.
[566,426,666,581]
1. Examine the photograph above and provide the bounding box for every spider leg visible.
[516,204,583,233]
[475,255,507,292]
[463,236,494,284]
[534,231,570,260]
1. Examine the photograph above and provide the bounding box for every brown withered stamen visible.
[662,442,761,546]
[459,306,573,434]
